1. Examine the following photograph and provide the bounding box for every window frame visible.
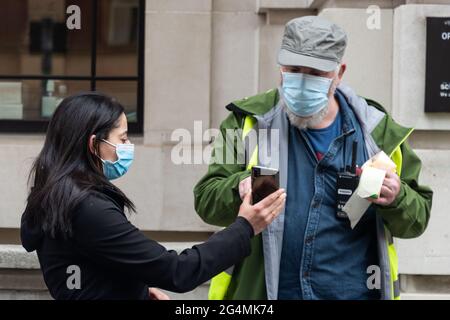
[0,0,145,134]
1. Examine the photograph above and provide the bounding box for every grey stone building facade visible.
[0,0,449,299]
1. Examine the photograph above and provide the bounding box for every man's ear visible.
[88,135,96,155]
[279,66,284,86]
[338,63,346,80]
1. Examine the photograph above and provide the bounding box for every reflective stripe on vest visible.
[243,115,258,170]
[208,116,258,300]
[386,130,412,300]
[208,266,233,300]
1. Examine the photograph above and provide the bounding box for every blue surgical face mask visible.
[279,72,333,117]
[98,139,134,180]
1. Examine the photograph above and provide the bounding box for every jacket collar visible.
[226,88,279,116]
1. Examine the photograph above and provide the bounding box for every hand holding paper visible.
[367,170,401,207]
[357,166,386,199]
[343,151,400,229]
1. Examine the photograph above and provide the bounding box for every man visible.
[194,16,432,300]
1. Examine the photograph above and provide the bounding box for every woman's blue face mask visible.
[98,139,134,180]
[279,72,333,117]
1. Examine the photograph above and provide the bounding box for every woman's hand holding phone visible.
[238,189,286,235]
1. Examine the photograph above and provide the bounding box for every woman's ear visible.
[88,135,96,155]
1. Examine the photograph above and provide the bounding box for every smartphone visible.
[251,166,280,204]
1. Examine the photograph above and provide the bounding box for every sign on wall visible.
[425,17,450,113]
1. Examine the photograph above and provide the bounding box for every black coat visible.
[20,186,254,300]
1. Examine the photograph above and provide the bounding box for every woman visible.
[20,92,286,300]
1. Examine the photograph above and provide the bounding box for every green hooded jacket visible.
[194,85,433,300]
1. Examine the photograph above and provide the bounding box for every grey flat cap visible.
[278,16,347,72]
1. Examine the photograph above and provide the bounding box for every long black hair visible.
[24,92,135,238]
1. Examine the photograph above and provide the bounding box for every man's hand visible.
[368,171,401,206]
[149,287,170,300]
[238,176,252,200]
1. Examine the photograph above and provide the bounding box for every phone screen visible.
[251,166,279,204]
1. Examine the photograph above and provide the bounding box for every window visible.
[0,0,145,133]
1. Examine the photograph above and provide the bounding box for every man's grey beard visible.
[283,101,329,130]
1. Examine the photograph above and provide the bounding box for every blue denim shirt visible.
[278,91,380,300]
